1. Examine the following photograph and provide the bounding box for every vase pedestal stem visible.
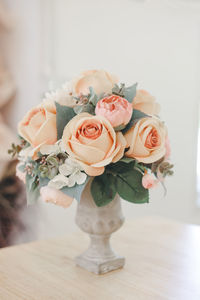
[75,180,125,274]
[75,233,125,274]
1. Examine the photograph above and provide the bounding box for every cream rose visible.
[71,70,118,96]
[18,103,57,148]
[133,90,160,115]
[124,117,167,163]
[62,113,126,176]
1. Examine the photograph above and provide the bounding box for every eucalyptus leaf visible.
[26,174,40,205]
[112,83,125,97]
[122,109,149,134]
[88,87,99,106]
[18,164,26,172]
[55,102,76,139]
[91,173,116,207]
[73,105,83,114]
[114,124,126,132]
[81,103,95,114]
[39,175,90,202]
[61,176,90,202]
[39,177,50,187]
[123,83,137,103]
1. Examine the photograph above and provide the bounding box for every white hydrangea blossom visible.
[48,174,69,189]
[48,158,87,189]
[42,81,77,108]
[40,140,65,156]
[18,146,37,161]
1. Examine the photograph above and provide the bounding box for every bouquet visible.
[10,70,173,208]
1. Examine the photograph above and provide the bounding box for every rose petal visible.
[40,186,73,208]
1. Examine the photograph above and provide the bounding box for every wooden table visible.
[0,217,200,300]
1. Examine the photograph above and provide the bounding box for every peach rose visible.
[18,103,57,149]
[71,70,118,96]
[40,186,73,208]
[62,113,126,176]
[124,117,167,163]
[133,90,160,115]
[95,95,132,128]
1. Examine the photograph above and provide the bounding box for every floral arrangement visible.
[10,70,173,208]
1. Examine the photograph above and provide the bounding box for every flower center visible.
[145,128,160,149]
[77,120,103,140]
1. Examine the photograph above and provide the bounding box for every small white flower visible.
[42,83,76,108]
[40,140,65,156]
[18,146,34,160]
[59,158,87,187]
[40,144,59,156]
[48,158,87,189]
[48,174,69,189]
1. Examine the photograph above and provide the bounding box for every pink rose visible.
[124,117,167,164]
[71,70,118,96]
[133,90,160,116]
[142,173,158,189]
[62,113,126,176]
[40,186,73,208]
[95,95,133,128]
[18,103,57,149]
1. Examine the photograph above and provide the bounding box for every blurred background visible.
[0,0,200,246]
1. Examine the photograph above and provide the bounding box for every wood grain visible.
[0,217,199,300]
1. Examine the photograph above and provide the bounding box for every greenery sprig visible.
[73,87,105,115]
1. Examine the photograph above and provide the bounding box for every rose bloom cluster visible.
[17,70,171,206]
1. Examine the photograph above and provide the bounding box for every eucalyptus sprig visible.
[112,82,138,103]
[8,138,30,158]
[158,161,174,177]
[38,152,68,180]
[8,143,22,158]
[73,87,105,115]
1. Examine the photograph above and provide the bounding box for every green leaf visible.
[122,109,149,134]
[60,176,90,202]
[107,160,135,174]
[114,124,126,132]
[112,83,125,97]
[39,176,90,202]
[73,105,83,114]
[74,103,95,115]
[88,87,98,106]
[119,157,135,164]
[18,163,26,172]
[91,173,116,207]
[82,103,95,114]
[39,177,49,187]
[26,174,40,205]
[55,102,76,139]
[116,169,149,204]
[123,83,137,103]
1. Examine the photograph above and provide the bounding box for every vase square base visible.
[75,255,125,275]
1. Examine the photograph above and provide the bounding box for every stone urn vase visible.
[75,180,125,274]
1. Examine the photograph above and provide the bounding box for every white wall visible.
[4,0,200,241]
[3,0,42,129]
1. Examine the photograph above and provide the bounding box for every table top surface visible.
[0,216,199,300]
